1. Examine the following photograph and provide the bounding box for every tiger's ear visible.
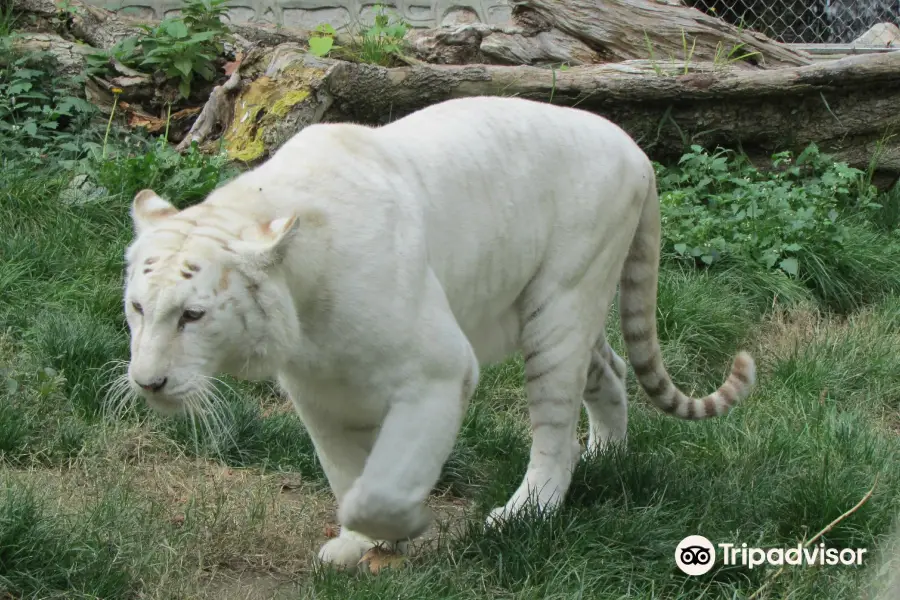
[132,189,178,235]
[234,215,302,269]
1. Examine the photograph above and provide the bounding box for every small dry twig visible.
[748,475,879,600]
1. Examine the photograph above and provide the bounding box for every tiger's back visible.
[261,96,655,365]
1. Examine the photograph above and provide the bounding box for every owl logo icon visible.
[675,535,716,576]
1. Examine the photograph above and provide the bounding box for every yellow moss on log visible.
[224,64,326,163]
[271,90,311,117]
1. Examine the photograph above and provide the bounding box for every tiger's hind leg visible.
[485,290,595,529]
[581,335,629,459]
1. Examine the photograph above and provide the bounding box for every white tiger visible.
[122,96,756,568]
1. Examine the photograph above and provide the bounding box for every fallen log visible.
[179,46,900,189]
[495,0,812,67]
[404,0,812,67]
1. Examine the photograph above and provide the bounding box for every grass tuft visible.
[0,481,141,599]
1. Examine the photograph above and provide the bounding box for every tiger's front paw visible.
[317,529,410,570]
[318,535,375,569]
[338,481,433,542]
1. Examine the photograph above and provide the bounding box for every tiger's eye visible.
[181,309,205,323]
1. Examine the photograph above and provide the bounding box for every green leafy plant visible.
[308,23,337,57]
[84,36,139,76]
[657,143,881,278]
[180,0,231,36]
[357,4,409,65]
[317,5,409,66]
[85,135,237,206]
[86,0,231,99]
[0,40,97,163]
[138,19,222,99]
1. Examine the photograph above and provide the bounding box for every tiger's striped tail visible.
[617,174,756,419]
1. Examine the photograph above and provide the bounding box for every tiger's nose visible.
[136,376,168,392]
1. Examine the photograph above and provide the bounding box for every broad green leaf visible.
[174,57,193,77]
[779,257,799,277]
[14,68,43,78]
[165,19,189,38]
[189,31,217,42]
[194,63,215,80]
[308,36,334,56]
[8,82,33,95]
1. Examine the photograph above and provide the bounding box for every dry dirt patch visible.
[4,422,476,597]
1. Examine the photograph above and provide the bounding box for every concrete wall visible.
[89,0,513,30]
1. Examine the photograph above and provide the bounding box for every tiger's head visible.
[121,188,303,416]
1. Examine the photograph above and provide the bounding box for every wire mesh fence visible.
[682,0,900,46]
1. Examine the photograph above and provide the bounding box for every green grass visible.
[3,37,900,597]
